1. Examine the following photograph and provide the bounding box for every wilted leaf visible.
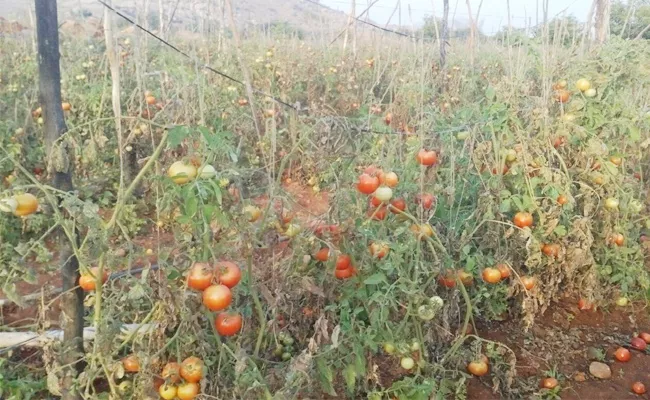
[301,277,325,297]
[331,325,341,348]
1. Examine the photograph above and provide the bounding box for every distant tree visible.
[610,0,650,39]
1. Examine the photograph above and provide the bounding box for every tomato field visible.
[1,1,650,399]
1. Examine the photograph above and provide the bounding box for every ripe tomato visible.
[630,337,647,351]
[416,193,435,210]
[554,89,570,103]
[161,362,181,383]
[62,102,72,111]
[438,273,456,288]
[389,198,406,213]
[609,233,625,247]
[367,206,387,220]
[215,261,241,288]
[541,243,561,258]
[215,312,243,336]
[122,355,140,373]
[336,254,351,270]
[540,377,558,389]
[370,196,382,208]
[335,267,353,279]
[13,193,39,216]
[357,173,380,195]
[159,383,178,400]
[313,248,330,262]
[79,267,108,291]
[168,161,197,184]
[639,332,650,344]
[632,382,647,395]
[145,95,157,105]
[411,224,434,238]
[369,242,389,259]
[180,356,203,383]
[467,360,489,376]
[520,276,536,290]
[187,262,214,291]
[513,212,533,229]
[614,347,631,362]
[416,149,438,166]
[384,172,399,187]
[482,268,502,284]
[578,298,593,311]
[177,382,200,400]
[557,195,569,206]
[496,263,511,279]
[202,284,232,311]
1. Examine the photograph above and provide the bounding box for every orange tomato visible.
[61,102,72,111]
[215,312,242,336]
[541,243,561,258]
[122,355,140,373]
[632,382,646,395]
[496,263,511,279]
[513,212,533,228]
[540,377,558,389]
[609,233,625,247]
[554,90,570,103]
[335,267,355,279]
[313,248,330,262]
[557,195,568,206]
[177,382,200,399]
[369,242,390,259]
[202,284,232,311]
[482,268,502,284]
[467,359,489,376]
[13,193,39,217]
[187,262,214,291]
[614,347,631,362]
[180,356,203,383]
[79,267,108,291]
[145,95,156,105]
[520,276,536,290]
[416,149,438,166]
[384,172,399,187]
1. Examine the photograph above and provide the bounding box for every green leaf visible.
[315,358,337,396]
[167,125,190,148]
[553,225,567,237]
[499,199,512,213]
[363,273,387,285]
[184,196,198,217]
[167,269,181,280]
[343,364,356,392]
[629,125,640,142]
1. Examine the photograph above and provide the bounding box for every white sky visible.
[321,0,593,34]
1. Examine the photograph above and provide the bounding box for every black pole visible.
[34,1,84,399]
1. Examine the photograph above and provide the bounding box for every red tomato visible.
[180,356,203,383]
[202,284,232,311]
[162,362,181,383]
[438,273,456,288]
[482,268,502,284]
[336,254,352,270]
[554,89,570,103]
[614,347,631,362]
[639,332,650,344]
[370,196,383,208]
[215,261,241,288]
[513,212,533,228]
[313,248,330,262]
[630,337,647,351]
[187,262,214,291]
[578,298,593,311]
[632,382,646,395]
[389,198,406,213]
[609,233,625,247]
[416,149,438,166]
[367,206,387,220]
[335,267,355,279]
[215,312,243,336]
[357,173,380,195]
[415,193,435,210]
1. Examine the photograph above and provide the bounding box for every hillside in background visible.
[0,0,350,36]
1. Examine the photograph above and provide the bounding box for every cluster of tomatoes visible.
[614,331,650,395]
[187,261,243,337]
[156,356,204,399]
[382,340,423,372]
[553,77,597,104]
